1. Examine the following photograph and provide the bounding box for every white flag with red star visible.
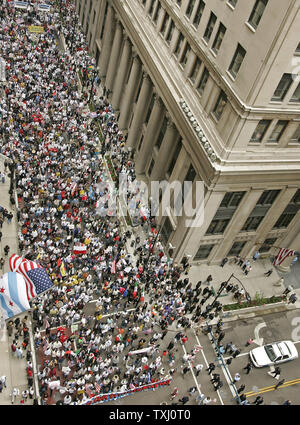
[0,272,30,320]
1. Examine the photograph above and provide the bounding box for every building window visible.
[242,190,280,231]
[155,116,167,150]
[271,73,294,101]
[227,0,237,8]
[206,219,230,235]
[166,20,175,44]
[144,94,155,125]
[180,43,191,68]
[153,1,162,24]
[190,57,202,83]
[250,120,271,143]
[148,158,155,176]
[267,120,288,143]
[167,137,182,176]
[228,43,246,78]
[213,90,227,121]
[211,23,226,54]
[174,33,184,57]
[220,191,245,208]
[185,0,195,19]
[248,0,269,30]
[194,244,215,260]
[290,82,300,103]
[228,241,246,257]
[193,0,205,28]
[259,238,277,253]
[160,217,173,245]
[160,12,169,35]
[290,124,300,143]
[206,191,245,235]
[148,0,155,16]
[203,12,217,43]
[197,67,209,96]
[273,189,300,229]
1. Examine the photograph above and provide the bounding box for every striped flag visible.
[70,182,77,196]
[273,248,295,266]
[111,256,117,274]
[0,272,30,320]
[9,254,54,301]
[73,244,87,255]
[95,382,101,394]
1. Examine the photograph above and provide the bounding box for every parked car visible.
[250,340,298,368]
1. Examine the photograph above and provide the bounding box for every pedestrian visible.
[170,387,178,400]
[283,400,292,405]
[283,286,294,296]
[237,384,245,394]
[10,387,19,404]
[167,340,174,351]
[202,396,214,405]
[3,245,10,256]
[0,375,6,390]
[224,342,233,354]
[6,321,13,337]
[245,338,253,347]
[233,372,241,383]
[271,366,281,379]
[188,386,197,395]
[220,257,228,267]
[194,363,204,376]
[226,357,233,366]
[206,363,215,374]
[243,362,253,374]
[232,348,241,358]
[178,395,189,405]
[181,366,190,377]
[264,269,273,277]
[288,294,297,304]
[217,331,225,345]
[211,373,220,384]
[196,393,206,405]
[214,380,223,391]
[253,395,264,405]
[274,378,285,389]
[252,251,260,261]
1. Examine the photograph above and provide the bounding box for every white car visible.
[249,340,298,368]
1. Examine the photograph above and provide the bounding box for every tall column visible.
[105,19,123,93]
[151,116,178,180]
[135,95,164,175]
[126,72,152,149]
[118,51,142,130]
[111,34,131,111]
[98,3,115,78]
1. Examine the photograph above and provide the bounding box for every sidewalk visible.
[0,159,32,405]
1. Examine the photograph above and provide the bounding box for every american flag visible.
[273,248,295,266]
[9,254,54,301]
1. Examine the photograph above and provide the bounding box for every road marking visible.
[245,378,300,397]
[253,321,266,346]
[192,329,224,405]
[180,341,202,396]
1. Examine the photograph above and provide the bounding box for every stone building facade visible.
[75,0,300,266]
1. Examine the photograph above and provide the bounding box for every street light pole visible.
[211,272,251,308]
